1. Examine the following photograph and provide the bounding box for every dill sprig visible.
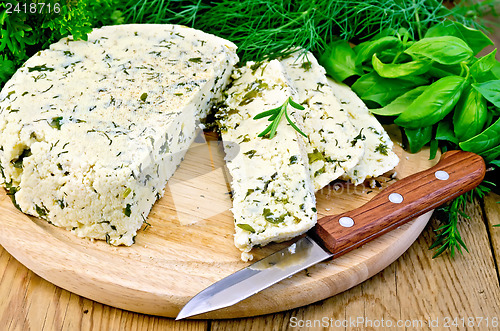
[118,0,493,63]
[253,97,307,139]
[430,184,493,258]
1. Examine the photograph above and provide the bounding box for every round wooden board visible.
[0,125,439,319]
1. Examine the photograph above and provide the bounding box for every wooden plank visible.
[395,200,500,325]
[0,246,208,331]
[483,192,500,280]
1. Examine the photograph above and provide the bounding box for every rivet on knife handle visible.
[309,150,486,257]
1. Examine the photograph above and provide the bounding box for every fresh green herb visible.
[395,76,467,129]
[140,92,148,102]
[453,85,488,142]
[460,117,500,156]
[372,53,432,78]
[471,80,500,108]
[404,36,473,65]
[1,0,123,88]
[424,19,494,55]
[118,0,492,63]
[430,184,492,258]
[319,40,362,82]
[370,86,428,116]
[253,97,307,139]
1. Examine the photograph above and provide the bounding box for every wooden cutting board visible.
[0,125,439,319]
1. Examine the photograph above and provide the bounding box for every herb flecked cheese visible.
[326,80,399,185]
[218,60,317,261]
[0,24,238,245]
[279,52,365,191]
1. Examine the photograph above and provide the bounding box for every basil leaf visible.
[424,20,493,55]
[372,53,431,78]
[429,139,439,160]
[370,85,428,116]
[320,40,362,82]
[354,36,402,65]
[427,62,463,78]
[480,144,500,163]
[489,105,500,116]
[369,28,398,40]
[436,121,458,145]
[404,36,473,65]
[351,72,424,107]
[472,80,500,108]
[492,62,500,80]
[459,117,500,154]
[470,49,498,83]
[404,126,432,153]
[395,76,466,129]
[453,86,487,142]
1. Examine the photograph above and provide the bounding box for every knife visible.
[176,150,485,320]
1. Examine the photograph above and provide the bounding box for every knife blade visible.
[176,150,485,320]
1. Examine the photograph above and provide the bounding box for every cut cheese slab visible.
[218,60,317,261]
[279,52,365,191]
[327,80,399,185]
[0,24,238,245]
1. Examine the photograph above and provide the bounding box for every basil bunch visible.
[320,20,500,167]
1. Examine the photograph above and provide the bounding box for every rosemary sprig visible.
[430,184,493,258]
[253,97,307,139]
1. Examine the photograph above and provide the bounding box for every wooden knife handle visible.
[309,150,486,256]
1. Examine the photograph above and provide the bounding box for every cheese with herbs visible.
[279,52,365,191]
[327,80,399,185]
[0,24,238,245]
[217,60,317,261]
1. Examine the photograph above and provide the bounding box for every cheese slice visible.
[279,52,365,191]
[0,24,238,245]
[327,80,399,185]
[218,60,317,261]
